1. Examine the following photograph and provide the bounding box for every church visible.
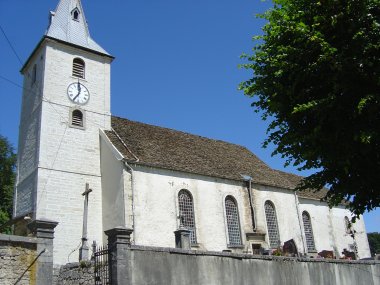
[13,0,370,265]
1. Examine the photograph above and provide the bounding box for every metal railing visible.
[94,244,110,285]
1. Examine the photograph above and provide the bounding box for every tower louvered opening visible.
[72,58,85,78]
[72,109,83,127]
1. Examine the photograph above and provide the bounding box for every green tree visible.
[240,0,380,216]
[0,135,16,230]
[367,232,380,257]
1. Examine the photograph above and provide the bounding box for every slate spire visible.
[46,0,110,55]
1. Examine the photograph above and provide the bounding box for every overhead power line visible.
[0,24,23,66]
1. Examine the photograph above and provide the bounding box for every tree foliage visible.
[240,0,380,216]
[0,135,16,228]
[367,232,380,257]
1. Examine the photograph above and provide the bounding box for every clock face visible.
[67,82,90,105]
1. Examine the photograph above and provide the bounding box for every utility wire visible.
[0,24,23,66]
[0,74,22,88]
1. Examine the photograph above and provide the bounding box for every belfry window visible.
[72,58,85,78]
[302,211,316,251]
[71,8,80,21]
[178,190,197,244]
[264,201,280,248]
[70,109,84,128]
[225,196,242,246]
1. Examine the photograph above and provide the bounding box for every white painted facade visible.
[100,134,371,258]
[15,34,112,264]
[14,0,371,265]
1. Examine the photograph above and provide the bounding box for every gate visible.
[94,244,110,285]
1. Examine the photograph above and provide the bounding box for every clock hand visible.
[73,91,80,101]
[73,83,81,101]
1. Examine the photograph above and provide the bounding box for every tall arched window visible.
[264,201,280,248]
[302,211,316,251]
[225,196,242,246]
[178,190,197,244]
[72,58,85,78]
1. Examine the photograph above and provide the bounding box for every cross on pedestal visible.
[79,183,92,261]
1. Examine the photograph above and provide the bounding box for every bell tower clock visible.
[14,0,114,264]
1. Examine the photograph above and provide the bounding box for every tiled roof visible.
[46,0,110,56]
[275,170,329,200]
[106,116,327,200]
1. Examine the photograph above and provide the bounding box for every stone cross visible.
[79,183,92,261]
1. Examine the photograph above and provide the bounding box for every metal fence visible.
[94,244,110,285]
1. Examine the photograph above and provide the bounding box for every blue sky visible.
[0,0,378,233]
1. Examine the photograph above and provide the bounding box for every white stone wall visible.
[99,160,370,258]
[41,39,111,131]
[16,38,112,264]
[253,185,305,253]
[298,200,335,253]
[127,165,251,252]
[100,132,125,232]
[14,47,45,217]
[34,40,112,264]
[299,198,371,258]
[36,168,103,264]
[329,206,371,258]
[14,172,36,217]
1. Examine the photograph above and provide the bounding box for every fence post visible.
[105,226,133,285]
[27,218,58,285]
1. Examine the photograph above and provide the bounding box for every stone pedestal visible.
[105,227,133,285]
[174,228,191,250]
[79,238,89,261]
[27,218,58,285]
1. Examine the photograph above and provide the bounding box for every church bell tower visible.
[14,0,113,264]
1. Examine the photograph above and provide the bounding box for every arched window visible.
[178,190,197,244]
[225,196,242,246]
[72,58,85,78]
[344,216,351,234]
[71,109,83,127]
[264,201,280,248]
[302,211,316,251]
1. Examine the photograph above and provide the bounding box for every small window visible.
[178,190,197,244]
[225,196,242,246]
[302,211,316,252]
[71,109,84,128]
[31,64,37,85]
[264,201,280,248]
[72,58,85,78]
[71,8,80,21]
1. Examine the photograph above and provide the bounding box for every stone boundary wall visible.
[55,262,94,285]
[124,245,380,285]
[0,234,38,285]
